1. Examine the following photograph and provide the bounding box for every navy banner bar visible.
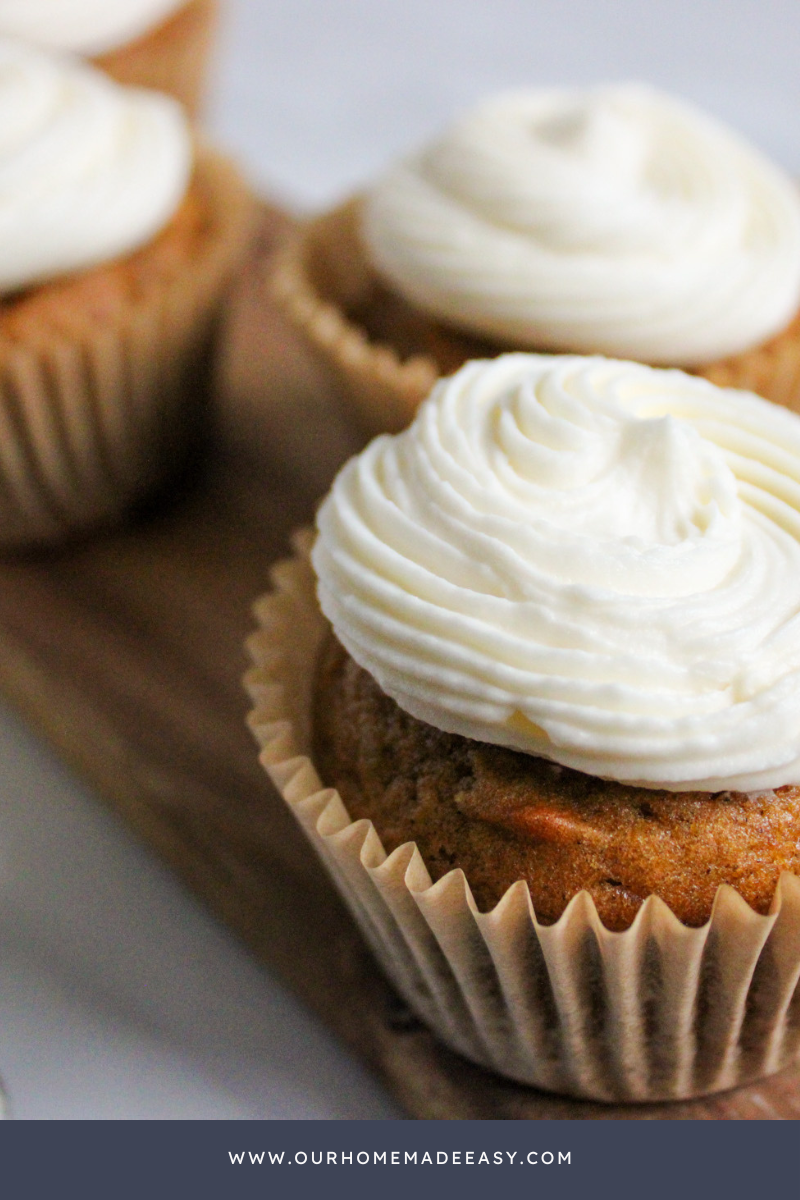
[0,1117,795,1200]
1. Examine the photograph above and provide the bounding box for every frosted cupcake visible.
[247,354,800,1101]
[0,0,216,114]
[0,39,253,546]
[273,84,800,433]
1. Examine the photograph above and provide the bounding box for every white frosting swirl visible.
[0,0,186,56]
[363,85,800,367]
[0,39,191,294]
[314,354,800,792]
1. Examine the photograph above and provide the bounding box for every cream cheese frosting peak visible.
[363,85,800,366]
[314,354,800,792]
[0,39,191,294]
[0,0,186,56]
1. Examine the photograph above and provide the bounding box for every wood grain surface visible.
[0,206,798,1120]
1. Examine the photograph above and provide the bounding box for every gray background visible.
[0,0,797,1118]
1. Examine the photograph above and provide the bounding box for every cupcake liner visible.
[93,0,218,116]
[272,197,800,437]
[270,199,438,436]
[0,146,254,547]
[245,532,800,1103]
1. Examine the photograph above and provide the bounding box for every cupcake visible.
[0,0,217,114]
[272,84,800,435]
[247,354,800,1102]
[0,39,253,547]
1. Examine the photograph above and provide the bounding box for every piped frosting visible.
[314,353,800,792]
[363,85,800,366]
[0,38,191,294]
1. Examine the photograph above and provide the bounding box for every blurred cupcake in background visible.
[273,84,800,434]
[0,38,254,547]
[0,0,217,113]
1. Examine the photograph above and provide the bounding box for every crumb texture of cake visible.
[0,177,204,343]
[314,632,800,930]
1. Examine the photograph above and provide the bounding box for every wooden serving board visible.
[0,205,799,1121]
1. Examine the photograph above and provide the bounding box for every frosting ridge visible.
[314,354,800,791]
[0,39,191,294]
[363,85,800,366]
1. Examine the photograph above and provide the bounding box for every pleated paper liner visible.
[0,146,255,548]
[244,532,800,1104]
[271,196,800,437]
[270,199,440,436]
[94,0,218,117]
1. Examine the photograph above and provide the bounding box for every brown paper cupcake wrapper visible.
[245,532,800,1103]
[94,0,218,116]
[270,199,438,436]
[272,197,800,437]
[0,146,254,548]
